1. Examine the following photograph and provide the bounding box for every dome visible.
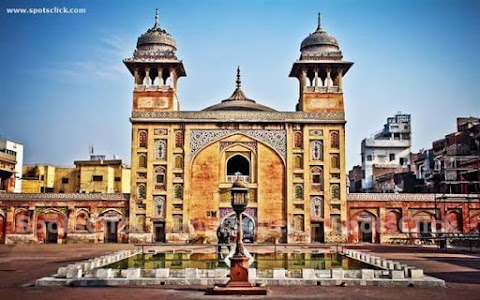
[203,67,276,112]
[299,13,343,60]
[131,10,178,60]
[137,24,176,50]
[300,30,339,50]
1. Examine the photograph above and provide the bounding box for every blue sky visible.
[0,0,478,170]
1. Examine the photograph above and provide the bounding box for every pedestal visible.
[209,255,268,295]
[227,256,252,288]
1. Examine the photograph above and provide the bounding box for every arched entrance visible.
[36,209,66,244]
[98,210,123,243]
[219,213,255,243]
[353,210,379,243]
[411,211,435,242]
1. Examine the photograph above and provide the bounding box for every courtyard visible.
[0,244,479,299]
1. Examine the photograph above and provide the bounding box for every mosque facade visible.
[125,12,352,244]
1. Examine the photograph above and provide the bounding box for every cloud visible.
[43,34,132,82]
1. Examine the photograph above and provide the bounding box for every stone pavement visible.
[0,243,479,299]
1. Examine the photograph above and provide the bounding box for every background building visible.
[0,149,16,193]
[348,165,362,193]
[22,155,131,194]
[360,113,412,192]
[430,117,480,194]
[0,138,23,193]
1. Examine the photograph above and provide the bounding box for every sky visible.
[0,0,478,170]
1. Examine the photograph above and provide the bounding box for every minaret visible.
[289,13,353,112]
[124,9,186,111]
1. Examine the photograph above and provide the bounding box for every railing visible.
[134,85,172,91]
[304,86,341,93]
[226,175,250,183]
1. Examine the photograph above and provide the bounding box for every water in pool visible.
[105,252,370,270]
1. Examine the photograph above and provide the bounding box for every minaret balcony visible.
[304,86,341,93]
[134,84,173,91]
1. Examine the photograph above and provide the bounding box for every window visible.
[400,157,406,165]
[138,154,147,168]
[331,154,340,169]
[311,167,324,191]
[175,131,183,148]
[367,155,372,161]
[294,131,303,148]
[114,177,121,182]
[226,154,250,181]
[61,177,69,184]
[92,175,103,182]
[330,131,339,149]
[389,153,395,161]
[154,166,166,190]
[138,130,147,148]
[310,140,323,160]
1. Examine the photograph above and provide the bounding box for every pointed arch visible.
[138,130,148,148]
[75,209,89,231]
[175,131,183,148]
[294,131,303,148]
[330,131,339,149]
[14,208,30,233]
[138,154,147,168]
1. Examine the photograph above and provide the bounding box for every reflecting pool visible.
[105,252,373,270]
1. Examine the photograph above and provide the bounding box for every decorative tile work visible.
[154,196,165,218]
[154,140,167,160]
[310,140,323,161]
[220,141,257,152]
[326,234,347,243]
[132,111,345,122]
[154,128,168,135]
[219,208,256,219]
[347,193,440,201]
[311,197,324,218]
[0,193,129,201]
[189,129,286,161]
[309,129,324,136]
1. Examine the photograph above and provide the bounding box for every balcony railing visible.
[304,86,341,93]
[226,175,250,183]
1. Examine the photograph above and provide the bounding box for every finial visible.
[236,66,241,88]
[154,9,159,27]
[317,12,322,30]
